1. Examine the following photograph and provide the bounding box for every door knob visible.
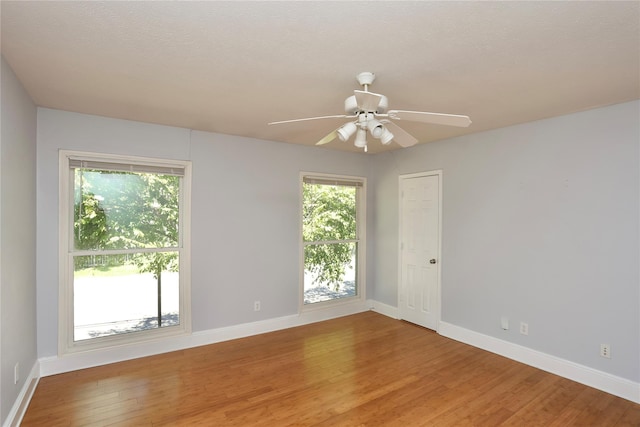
[430,259,437,264]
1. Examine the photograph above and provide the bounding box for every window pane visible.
[302,183,356,242]
[304,242,357,304]
[73,253,179,341]
[74,169,179,250]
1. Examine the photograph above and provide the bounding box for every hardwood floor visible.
[22,312,640,426]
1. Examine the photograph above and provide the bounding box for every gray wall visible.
[372,100,640,381]
[1,56,37,424]
[190,130,374,329]
[36,110,373,357]
[32,99,640,387]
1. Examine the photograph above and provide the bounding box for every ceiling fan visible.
[268,72,472,152]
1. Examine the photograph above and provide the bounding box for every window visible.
[59,151,191,353]
[301,174,365,306]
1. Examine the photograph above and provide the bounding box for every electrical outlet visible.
[500,316,509,330]
[14,363,19,385]
[520,322,529,336]
[600,344,611,359]
[254,301,261,312]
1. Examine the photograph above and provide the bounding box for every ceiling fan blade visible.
[268,115,349,125]
[354,90,383,112]
[316,130,338,146]
[387,110,472,127]
[380,120,418,148]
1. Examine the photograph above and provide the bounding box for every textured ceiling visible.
[1,1,639,153]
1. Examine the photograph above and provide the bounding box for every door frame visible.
[397,170,443,331]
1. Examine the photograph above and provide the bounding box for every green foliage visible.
[74,192,108,250]
[303,183,357,290]
[132,251,179,280]
[73,169,180,277]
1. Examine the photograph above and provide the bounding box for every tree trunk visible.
[157,269,162,327]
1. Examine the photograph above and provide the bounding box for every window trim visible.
[299,172,366,312]
[58,150,192,355]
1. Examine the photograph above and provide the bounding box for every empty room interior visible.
[1,1,639,426]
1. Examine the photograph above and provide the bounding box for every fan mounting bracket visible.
[356,72,375,87]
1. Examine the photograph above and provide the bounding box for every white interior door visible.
[399,173,440,330]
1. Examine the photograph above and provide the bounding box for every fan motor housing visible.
[344,95,388,114]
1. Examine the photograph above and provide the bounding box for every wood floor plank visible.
[21,312,640,426]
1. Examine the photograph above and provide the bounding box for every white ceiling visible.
[1,1,639,154]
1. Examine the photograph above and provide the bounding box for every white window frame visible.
[58,150,192,355]
[300,172,366,311]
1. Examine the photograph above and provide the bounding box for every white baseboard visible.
[40,300,371,377]
[370,300,399,319]
[3,360,40,427]
[439,321,640,404]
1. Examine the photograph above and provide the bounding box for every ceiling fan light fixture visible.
[380,128,394,145]
[367,119,384,138]
[354,128,367,148]
[337,122,357,141]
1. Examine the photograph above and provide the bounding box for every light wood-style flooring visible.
[22,312,640,426]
